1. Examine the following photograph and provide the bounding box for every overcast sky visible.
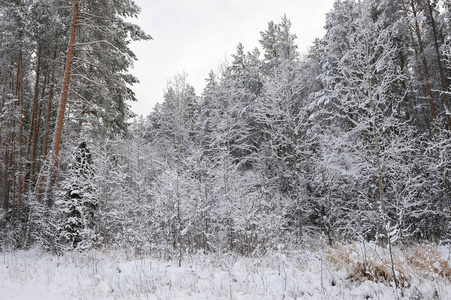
[127,0,336,117]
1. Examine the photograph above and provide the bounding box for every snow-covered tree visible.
[57,141,97,250]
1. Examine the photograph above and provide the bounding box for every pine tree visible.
[49,0,151,199]
[57,141,97,249]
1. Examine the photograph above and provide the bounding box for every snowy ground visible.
[1,243,450,299]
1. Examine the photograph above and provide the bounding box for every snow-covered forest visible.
[1,0,451,298]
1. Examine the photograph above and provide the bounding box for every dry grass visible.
[327,242,409,287]
[327,242,451,288]
[405,244,451,281]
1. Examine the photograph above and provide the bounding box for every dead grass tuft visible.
[327,243,410,287]
[327,242,451,288]
[405,244,451,281]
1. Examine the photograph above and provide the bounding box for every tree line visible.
[1,0,450,257]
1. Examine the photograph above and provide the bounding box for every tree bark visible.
[16,46,24,215]
[2,53,16,211]
[37,37,58,203]
[51,0,79,186]
[24,40,42,192]
[29,92,43,187]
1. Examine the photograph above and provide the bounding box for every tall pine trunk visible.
[37,37,58,203]
[24,40,42,192]
[16,46,24,215]
[51,0,79,190]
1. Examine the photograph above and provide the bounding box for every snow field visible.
[1,243,450,299]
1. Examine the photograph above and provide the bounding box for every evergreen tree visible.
[57,141,97,249]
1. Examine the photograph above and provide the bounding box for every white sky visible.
[127,0,336,117]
